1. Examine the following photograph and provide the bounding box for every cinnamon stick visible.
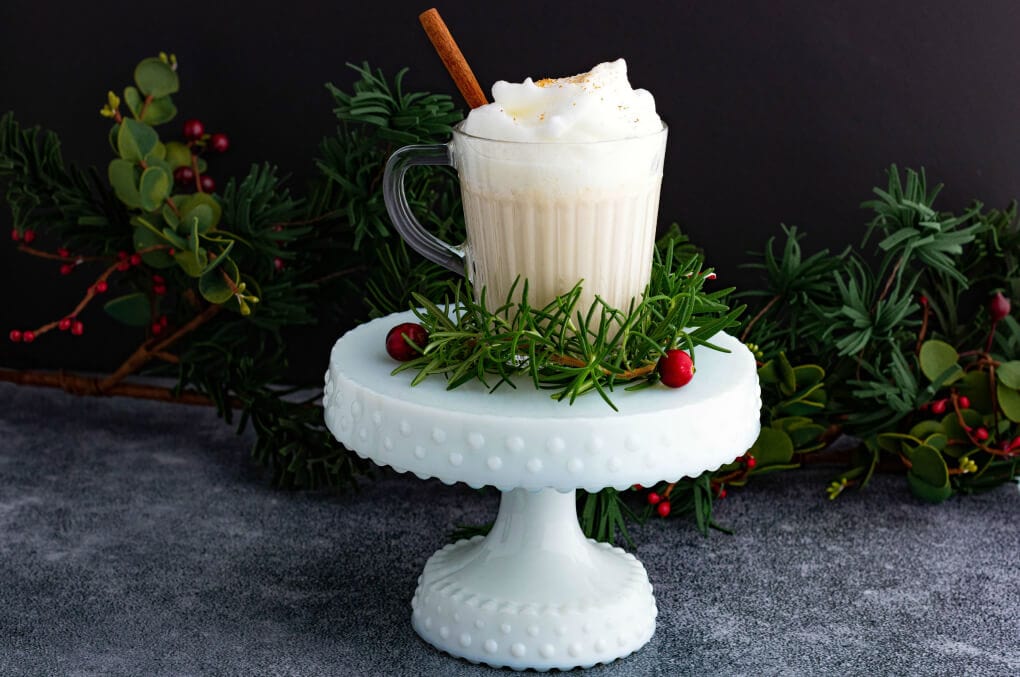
[419,8,488,109]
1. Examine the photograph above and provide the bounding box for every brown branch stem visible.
[0,369,224,406]
[98,303,221,392]
[740,294,780,342]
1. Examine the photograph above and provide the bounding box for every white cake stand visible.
[323,311,761,671]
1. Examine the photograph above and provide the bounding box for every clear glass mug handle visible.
[382,144,464,274]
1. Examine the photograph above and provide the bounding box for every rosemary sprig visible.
[394,238,745,409]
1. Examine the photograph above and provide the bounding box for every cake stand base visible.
[411,488,656,671]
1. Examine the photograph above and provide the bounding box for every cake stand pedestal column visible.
[324,311,761,671]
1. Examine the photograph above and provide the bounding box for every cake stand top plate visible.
[324,311,761,493]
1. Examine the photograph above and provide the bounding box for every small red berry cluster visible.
[8,242,174,344]
[10,228,37,244]
[172,118,229,194]
[641,486,673,518]
[919,391,1020,455]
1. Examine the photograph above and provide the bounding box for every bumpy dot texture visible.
[409,535,657,670]
[323,312,762,492]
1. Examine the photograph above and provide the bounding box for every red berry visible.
[209,133,230,153]
[273,257,285,271]
[173,166,195,185]
[22,230,35,244]
[182,118,205,140]
[990,292,1011,322]
[975,427,989,441]
[153,284,167,295]
[152,274,165,284]
[168,248,176,256]
[632,484,643,491]
[656,501,671,518]
[130,253,142,266]
[657,349,695,388]
[57,248,70,258]
[957,395,970,409]
[199,175,215,193]
[94,280,108,293]
[10,229,20,241]
[70,320,84,336]
[745,455,758,469]
[919,295,928,306]
[116,261,130,272]
[117,251,129,260]
[1011,436,1020,451]
[60,263,73,275]
[931,399,947,415]
[718,487,727,499]
[22,330,35,343]
[9,330,22,342]
[646,491,661,505]
[151,322,164,335]
[385,322,428,361]
[159,315,168,327]
[58,318,71,331]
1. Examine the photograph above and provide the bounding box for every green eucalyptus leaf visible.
[117,118,158,162]
[920,340,962,385]
[757,360,779,385]
[908,444,950,488]
[165,142,191,169]
[877,432,920,454]
[195,156,208,173]
[996,384,1020,422]
[132,225,175,269]
[134,57,180,98]
[180,192,221,233]
[160,227,188,250]
[175,248,207,277]
[147,142,167,161]
[957,370,994,413]
[141,95,177,125]
[202,241,235,274]
[748,427,794,465]
[997,361,1020,390]
[199,258,239,304]
[907,472,953,503]
[138,166,171,212]
[776,352,796,396]
[108,123,121,154]
[103,292,151,327]
[793,364,825,389]
[108,159,141,208]
[123,86,143,118]
[162,203,180,229]
[909,420,944,440]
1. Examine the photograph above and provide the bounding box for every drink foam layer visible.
[461,59,661,142]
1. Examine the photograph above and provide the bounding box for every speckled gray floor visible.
[1,382,1018,676]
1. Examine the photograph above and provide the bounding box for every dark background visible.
[3,0,1020,381]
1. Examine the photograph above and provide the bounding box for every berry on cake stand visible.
[323,310,761,670]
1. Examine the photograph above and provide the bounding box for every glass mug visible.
[382,123,668,320]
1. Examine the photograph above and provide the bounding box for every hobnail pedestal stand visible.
[323,311,761,671]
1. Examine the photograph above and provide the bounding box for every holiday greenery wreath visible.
[2,54,1017,545]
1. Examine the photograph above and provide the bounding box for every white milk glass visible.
[383,123,667,318]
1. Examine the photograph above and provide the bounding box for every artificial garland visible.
[2,54,1018,547]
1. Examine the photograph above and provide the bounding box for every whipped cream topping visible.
[461,59,661,142]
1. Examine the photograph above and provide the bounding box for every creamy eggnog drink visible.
[384,59,666,320]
